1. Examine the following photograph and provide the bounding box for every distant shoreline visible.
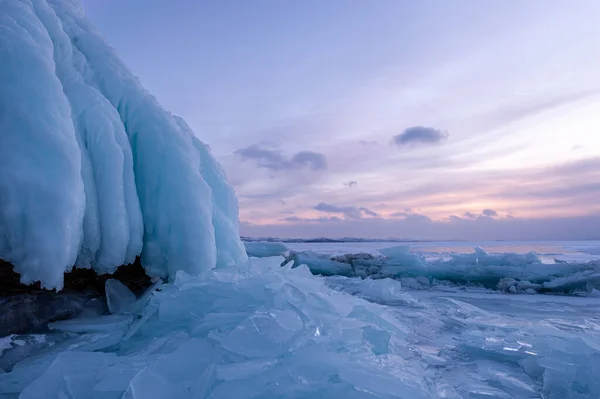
[241,237,467,243]
[240,237,598,244]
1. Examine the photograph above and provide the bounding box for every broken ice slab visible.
[189,363,216,399]
[122,368,181,399]
[338,355,432,399]
[243,241,288,258]
[10,330,126,376]
[122,305,158,341]
[474,360,539,397]
[48,314,133,333]
[92,358,146,394]
[150,338,221,386]
[247,255,288,273]
[105,277,163,316]
[543,270,600,292]
[465,384,513,399]
[190,312,248,336]
[215,359,278,381]
[129,278,163,315]
[216,308,304,358]
[18,351,117,399]
[0,360,52,395]
[106,279,136,315]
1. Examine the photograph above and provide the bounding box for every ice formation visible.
[2,256,600,398]
[285,246,600,295]
[0,0,247,289]
[243,241,289,258]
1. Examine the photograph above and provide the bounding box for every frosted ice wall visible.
[0,0,247,289]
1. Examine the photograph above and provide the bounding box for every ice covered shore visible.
[2,256,600,398]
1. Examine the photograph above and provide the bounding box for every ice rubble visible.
[2,257,600,398]
[0,257,434,398]
[284,246,600,295]
[243,241,289,258]
[0,0,247,290]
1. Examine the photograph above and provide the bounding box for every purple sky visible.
[82,0,600,239]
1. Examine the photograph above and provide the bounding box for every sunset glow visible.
[83,0,600,239]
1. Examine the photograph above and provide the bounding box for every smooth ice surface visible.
[285,245,600,295]
[2,255,600,398]
[243,241,289,258]
[0,0,247,289]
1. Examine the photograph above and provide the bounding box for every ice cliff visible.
[0,0,247,290]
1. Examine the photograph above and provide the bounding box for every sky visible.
[81,0,600,240]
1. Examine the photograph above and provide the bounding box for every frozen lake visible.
[2,241,600,398]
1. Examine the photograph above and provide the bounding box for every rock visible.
[0,257,152,336]
[0,292,89,336]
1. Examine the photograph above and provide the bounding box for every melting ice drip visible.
[0,0,247,290]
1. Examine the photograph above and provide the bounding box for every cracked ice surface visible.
[2,257,600,398]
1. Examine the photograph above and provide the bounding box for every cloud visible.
[291,151,328,170]
[571,145,585,152]
[481,208,498,217]
[326,157,600,220]
[393,126,449,147]
[390,210,431,222]
[283,216,341,223]
[344,180,358,187]
[235,144,327,171]
[455,210,499,220]
[359,207,379,217]
[313,202,379,219]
